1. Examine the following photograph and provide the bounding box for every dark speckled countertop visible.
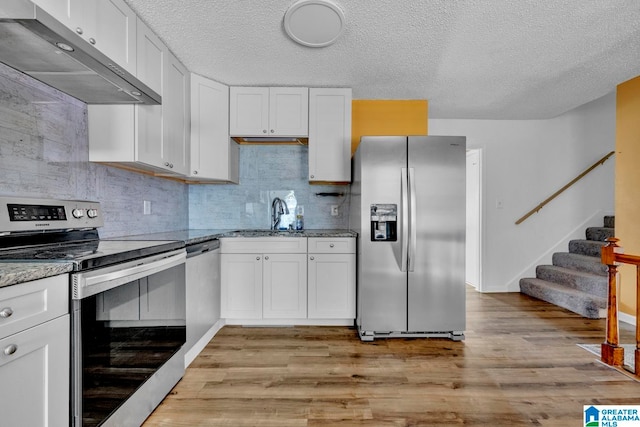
[0,229,357,288]
[0,261,74,289]
[112,229,357,245]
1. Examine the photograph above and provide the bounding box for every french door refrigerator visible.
[350,136,466,341]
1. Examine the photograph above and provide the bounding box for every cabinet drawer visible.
[221,237,307,254]
[0,275,68,339]
[308,237,355,254]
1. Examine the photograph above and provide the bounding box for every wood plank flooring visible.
[143,287,639,426]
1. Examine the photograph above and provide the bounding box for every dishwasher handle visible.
[186,239,220,258]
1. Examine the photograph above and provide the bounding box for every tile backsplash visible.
[0,63,188,238]
[0,63,350,236]
[189,145,350,230]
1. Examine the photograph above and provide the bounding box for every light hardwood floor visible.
[144,287,638,426]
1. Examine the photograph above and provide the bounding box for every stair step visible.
[604,215,615,228]
[569,239,607,257]
[585,227,615,242]
[535,265,607,298]
[552,252,608,276]
[519,278,607,319]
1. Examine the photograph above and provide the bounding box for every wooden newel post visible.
[601,238,624,366]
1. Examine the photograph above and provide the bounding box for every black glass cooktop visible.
[0,230,184,271]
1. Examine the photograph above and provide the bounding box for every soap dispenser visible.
[295,206,304,230]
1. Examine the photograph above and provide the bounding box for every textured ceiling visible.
[124,0,640,119]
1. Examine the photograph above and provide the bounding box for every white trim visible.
[619,311,636,327]
[223,318,354,326]
[505,210,607,292]
[184,319,226,368]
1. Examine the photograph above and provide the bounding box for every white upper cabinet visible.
[88,18,190,176]
[230,87,309,137]
[162,51,190,175]
[190,74,239,182]
[308,88,352,183]
[33,0,137,74]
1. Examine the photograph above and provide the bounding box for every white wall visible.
[430,92,616,292]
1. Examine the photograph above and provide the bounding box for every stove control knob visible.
[72,208,85,219]
[87,209,98,219]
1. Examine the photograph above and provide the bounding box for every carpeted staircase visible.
[519,216,614,319]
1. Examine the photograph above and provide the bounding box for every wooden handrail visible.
[515,151,615,225]
[601,238,640,375]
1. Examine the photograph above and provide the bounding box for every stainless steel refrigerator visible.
[350,136,466,341]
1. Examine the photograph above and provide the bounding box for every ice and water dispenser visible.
[370,204,397,241]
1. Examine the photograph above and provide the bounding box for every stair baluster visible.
[601,237,640,375]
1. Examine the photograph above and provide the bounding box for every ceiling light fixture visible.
[283,0,345,48]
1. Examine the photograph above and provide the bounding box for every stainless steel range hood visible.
[0,0,161,104]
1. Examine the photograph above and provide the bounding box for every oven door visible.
[71,249,187,427]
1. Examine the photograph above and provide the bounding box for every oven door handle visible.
[72,249,186,299]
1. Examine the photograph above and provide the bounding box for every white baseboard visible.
[619,311,636,327]
[184,319,226,368]
[505,210,608,292]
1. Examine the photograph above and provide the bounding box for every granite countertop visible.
[0,229,357,288]
[114,229,357,245]
[0,261,74,289]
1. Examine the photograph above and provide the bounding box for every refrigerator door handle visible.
[401,167,409,272]
[408,167,417,272]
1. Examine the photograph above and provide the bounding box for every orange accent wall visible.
[616,75,640,316]
[351,100,428,154]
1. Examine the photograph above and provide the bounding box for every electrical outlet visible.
[143,200,151,215]
[331,205,339,216]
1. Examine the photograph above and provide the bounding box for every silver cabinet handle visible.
[263,130,267,134]
[0,307,13,318]
[256,256,260,261]
[270,129,274,133]
[329,243,335,248]
[3,344,17,356]
[76,27,83,35]
[164,162,170,167]
[264,256,269,260]
[89,38,96,45]
[310,175,314,179]
[193,170,198,175]
[309,256,314,261]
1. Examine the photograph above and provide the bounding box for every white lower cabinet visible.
[307,237,356,319]
[308,253,355,318]
[263,253,307,319]
[0,275,70,427]
[221,236,355,325]
[221,253,263,319]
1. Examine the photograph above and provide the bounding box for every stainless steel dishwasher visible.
[185,239,221,367]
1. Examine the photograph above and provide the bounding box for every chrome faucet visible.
[271,197,289,230]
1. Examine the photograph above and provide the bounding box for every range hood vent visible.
[0,0,161,105]
[232,136,309,145]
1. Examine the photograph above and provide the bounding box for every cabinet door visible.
[308,253,355,319]
[190,75,239,182]
[186,249,220,351]
[229,87,270,136]
[308,88,352,182]
[263,253,307,319]
[269,87,309,137]
[0,315,69,427]
[135,19,165,169]
[140,264,186,321]
[221,253,263,319]
[90,0,137,74]
[162,51,190,175]
[32,0,83,29]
